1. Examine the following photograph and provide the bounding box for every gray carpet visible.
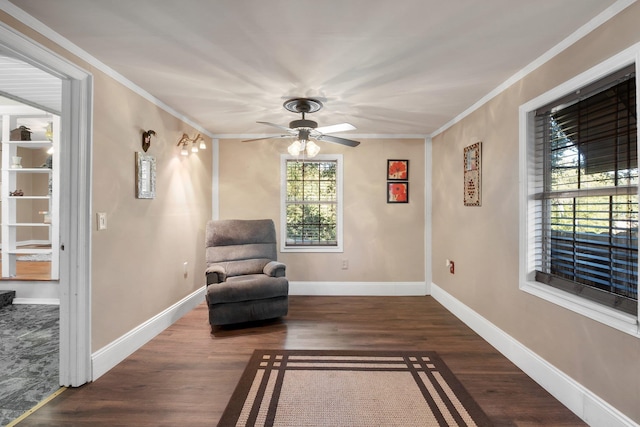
[0,304,60,426]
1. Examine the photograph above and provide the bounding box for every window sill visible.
[281,245,343,253]
[520,279,639,338]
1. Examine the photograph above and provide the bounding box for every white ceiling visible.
[0,54,61,113]
[4,0,623,137]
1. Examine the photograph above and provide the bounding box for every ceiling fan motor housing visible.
[289,118,317,129]
[284,98,322,129]
[246,97,359,147]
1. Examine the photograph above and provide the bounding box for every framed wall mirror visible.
[136,151,156,199]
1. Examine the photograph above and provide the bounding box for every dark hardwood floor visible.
[18,296,586,426]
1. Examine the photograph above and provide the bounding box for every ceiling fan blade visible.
[314,123,356,134]
[316,134,360,147]
[257,121,295,133]
[242,135,289,142]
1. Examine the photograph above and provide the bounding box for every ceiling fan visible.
[244,98,360,157]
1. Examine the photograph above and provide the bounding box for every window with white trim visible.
[280,154,343,252]
[521,60,639,331]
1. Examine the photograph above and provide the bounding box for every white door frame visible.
[0,23,92,386]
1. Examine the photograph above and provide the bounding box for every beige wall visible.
[218,137,425,283]
[90,73,211,350]
[432,3,640,422]
[0,12,213,351]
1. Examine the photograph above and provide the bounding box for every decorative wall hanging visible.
[136,152,156,199]
[141,129,156,152]
[387,181,409,203]
[464,142,481,206]
[387,159,409,180]
[10,125,31,141]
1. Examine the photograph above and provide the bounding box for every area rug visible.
[16,253,51,262]
[218,349,493,427]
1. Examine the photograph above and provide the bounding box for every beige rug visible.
[218,350,493,427]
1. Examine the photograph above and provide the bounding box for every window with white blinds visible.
[280,154,343,252]
[533,65,638,315]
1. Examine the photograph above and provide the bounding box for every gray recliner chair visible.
[205,219,289,327]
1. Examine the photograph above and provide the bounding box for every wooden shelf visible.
[3,168,52,173]
[8,248,52,255]
[5,223,51,227]
[8,195,50,200]
[1,140,52,149]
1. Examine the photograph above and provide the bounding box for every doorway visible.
[0,22,92,387]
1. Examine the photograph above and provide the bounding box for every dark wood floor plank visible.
[18,296,586,426]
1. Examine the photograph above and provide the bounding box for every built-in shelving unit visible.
[0,107,59,279]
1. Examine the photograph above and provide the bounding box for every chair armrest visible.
[263,261,286,277]
[205,265,227,284]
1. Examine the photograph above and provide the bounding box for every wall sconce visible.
[142,129,156,152]
[177,133,206,156]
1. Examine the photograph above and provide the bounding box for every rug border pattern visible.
[218,349,492,427]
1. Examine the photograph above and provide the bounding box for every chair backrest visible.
[206,219,278,276]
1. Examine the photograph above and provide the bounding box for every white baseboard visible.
[289,281,428,296]
[91,287,206,381]
[12,298,59,305]
[0,281,59,302]
[430,283,638,427]
[0,239,52,249]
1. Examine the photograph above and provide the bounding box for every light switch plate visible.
[97,212,107,230]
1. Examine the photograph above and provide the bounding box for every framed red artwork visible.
[387,159,409,180]
[387,181,409,203]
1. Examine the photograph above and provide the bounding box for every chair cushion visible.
[206,219,276,246]
[207,274,288,304]
[206,244,277,265]
[208,297,289,326]
[216,259,272,277]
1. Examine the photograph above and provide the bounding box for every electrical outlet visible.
[341,259,349,270]
[183,261,188,278]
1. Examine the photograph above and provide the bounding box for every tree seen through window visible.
[285,159,337,246]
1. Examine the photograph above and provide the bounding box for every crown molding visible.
[213,133,428,139]
[431,0,637,138]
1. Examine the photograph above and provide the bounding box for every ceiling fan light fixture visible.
[287,138,320,158]
[288,140,302,156]
[305,140,320,158]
